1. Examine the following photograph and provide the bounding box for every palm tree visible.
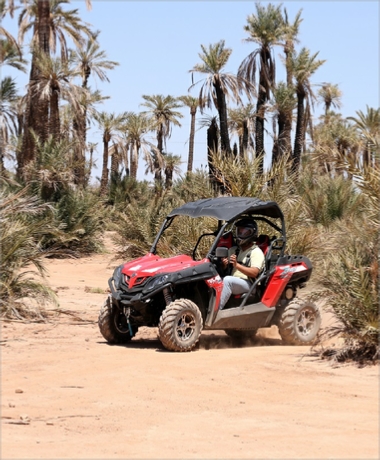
[280,7,302,160]
[190,40,253,159]
[198,114,221,190]
[347,106,380,168]
[18,0,50,177]
[238,3,284,173]
[178,95,203,173]
[30,52,84,141]
[109,142,125,186]
[72,89,109,186]
[123,112,156,179]
[94,111,128,195]
[228,104,256,159]
[18,0,94,62]
[282,7,303,87]
[18,0,93,178]
[0,76,18,174]
[318,83,342,116]
[288,47,325,174]
[70,32,119,89]
[85,141,97,185]
[140,94,183,185]
[164,153,182,189]
[70,33,119,186]
[271,81,296,165]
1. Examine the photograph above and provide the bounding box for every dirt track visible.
[1,235,379,459]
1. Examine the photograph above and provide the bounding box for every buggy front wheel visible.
[98,296,138,344]
[158,299,203,352]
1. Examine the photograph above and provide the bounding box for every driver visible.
[219,218,265,309]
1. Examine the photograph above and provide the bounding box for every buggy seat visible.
[256,234,270,255]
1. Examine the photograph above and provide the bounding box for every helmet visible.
[235,218,258,246]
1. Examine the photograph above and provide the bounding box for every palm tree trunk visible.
[283,116,292,163]
[207,119,218,185]
[110,145,118,177]
[73,115,86,187]
[85,145,94,187]
[130,144,138,179]
[18,0,50,179]
[187,107,196,173]
[49,88,60,141]
[100,138,109,195]
[164,166,173,189]
[363,145,370,168]
[207,118,225,192]
[255,112,265,174]
[75,77,89,187]
[273,115,286,166]
[214,82,231,157]
[35,0,49,142]
[154,128,163,183]
[242,120,249,159]
[293,92,305,174]
[255,50,271,175]
[284,42,293,87]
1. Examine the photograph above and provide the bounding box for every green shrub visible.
[42,188,107,256]
[0,187,57,319]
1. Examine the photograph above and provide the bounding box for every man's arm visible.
[228,254,260,279]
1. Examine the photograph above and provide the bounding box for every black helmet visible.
[235,218,258,246]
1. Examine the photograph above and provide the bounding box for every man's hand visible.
[221,257,229,268]
[229,254,237,267]
[222,253,238,268]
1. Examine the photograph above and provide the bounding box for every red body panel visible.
[261,262,310,307]
[120,254,208,289]
[205,275,224,311]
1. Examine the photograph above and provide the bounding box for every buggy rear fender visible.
[261,256,313,307]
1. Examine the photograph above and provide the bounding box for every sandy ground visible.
[1,233,379,460]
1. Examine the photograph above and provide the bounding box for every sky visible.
[2,0,379,182]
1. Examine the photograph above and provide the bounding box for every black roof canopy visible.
[167,197,284,222]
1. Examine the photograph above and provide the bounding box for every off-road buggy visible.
[99,197,321,351]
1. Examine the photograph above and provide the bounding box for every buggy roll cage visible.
[149,197,287,259]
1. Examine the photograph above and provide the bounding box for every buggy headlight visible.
[145,274,169,291]
[113,266,123,289]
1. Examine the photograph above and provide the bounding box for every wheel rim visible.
[296,307,317,337]
[175,311,196,342]
[114,311,129,334]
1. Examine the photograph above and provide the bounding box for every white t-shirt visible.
[230,245,265,280]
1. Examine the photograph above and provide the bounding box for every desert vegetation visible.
[0,1,378,362]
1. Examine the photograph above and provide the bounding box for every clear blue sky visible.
[2,1,379,181]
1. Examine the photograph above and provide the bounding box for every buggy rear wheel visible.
[278,299,321,345]
[98,296,138,344]
[158,299,203,352]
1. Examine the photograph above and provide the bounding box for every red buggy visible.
[99,197,321,351]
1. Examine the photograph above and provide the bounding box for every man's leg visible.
[220,276,251,309]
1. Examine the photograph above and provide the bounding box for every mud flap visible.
[208,302,276,330]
